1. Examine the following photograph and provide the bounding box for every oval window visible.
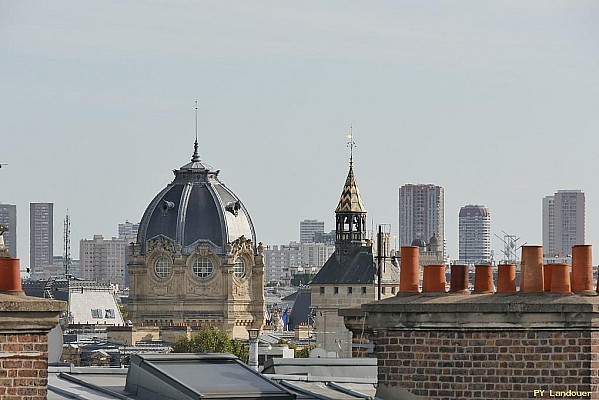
[233,258,246,278]
[154,256,172,279]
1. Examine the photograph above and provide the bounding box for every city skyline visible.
[2,2,598,264]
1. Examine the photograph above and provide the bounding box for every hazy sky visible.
[1,1,598,265]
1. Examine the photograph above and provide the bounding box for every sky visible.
[1,1,598,266]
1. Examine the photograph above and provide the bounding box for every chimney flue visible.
[474,264,494,293]
[423,265,446,293]
[496,263,516,293]
[550,263,571,294]
[520,245,544,293]
[399,246,420,293]
[450,264,469,294]
[572,245,594,295]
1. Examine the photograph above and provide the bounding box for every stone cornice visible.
[0,293,66,332]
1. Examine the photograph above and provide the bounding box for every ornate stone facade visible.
[128,140,265,339]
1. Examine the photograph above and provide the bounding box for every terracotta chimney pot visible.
[543,264,552,293]
[550,263,571,294]
[572,245,594,295]
[399,246,420,293]
[423,265,446,293]
[0,258,23,295]
[474,264,494,293]
[450,264,469,293]
[520,245,544,293]
[496,263,516,293]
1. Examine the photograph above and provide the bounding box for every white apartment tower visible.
[80,235,128,286]
[118,220,140,239]
[398,184,445,256]
[543,190,585,256]
[30,202,53,279]
[458,205,491,263]
[0,204,17,257]
[299,219,325,243]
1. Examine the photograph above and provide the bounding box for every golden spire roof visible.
[336,165,366,213]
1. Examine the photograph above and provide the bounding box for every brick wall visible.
[341,293,599,400]
[0,332,48,400]
[376,330,597,399]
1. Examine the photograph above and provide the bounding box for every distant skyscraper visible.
[398,184,445,256]
[0,204,17,257]
[118,220,140,239]
[80,235,128,286]
[30,202,53,278]
[458,205,491,263]
[543,190,585,256]
[299,219,325,243]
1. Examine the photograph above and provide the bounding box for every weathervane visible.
[347,125,355,167]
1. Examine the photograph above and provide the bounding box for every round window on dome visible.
[233,258,246,278]
[193,257,214,279]
[154,256,172,279]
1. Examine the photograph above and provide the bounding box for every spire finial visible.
[347,125,355,167]
[192,101,200,162]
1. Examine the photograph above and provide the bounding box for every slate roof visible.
[310,246,376,285]
[137,141,256,255]
[335,166,366,213]
[287,287,312,330]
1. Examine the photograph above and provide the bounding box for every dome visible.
[428,233,439,245]
[136,141,256,255]
[411,238,427,248]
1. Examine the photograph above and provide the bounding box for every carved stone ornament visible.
[196,243,212,257]
[230,235,253,255]
[147,236,176,256]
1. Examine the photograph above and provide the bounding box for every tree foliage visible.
[171,326,248,362]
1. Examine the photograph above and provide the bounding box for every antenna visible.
[494,230,524,264]
[63,210,71,277]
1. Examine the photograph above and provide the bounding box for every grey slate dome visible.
[411,238,427,248]
[137,140,256,255]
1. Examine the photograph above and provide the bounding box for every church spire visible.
[334,128,367,256]
[191,101,200,162]
[336,127,366,213]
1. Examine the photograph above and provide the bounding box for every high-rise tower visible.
[30,202,53,279]
[458,205,491,263]
[543,190,585,256]
[0,204,17,257]
[398,184,445,256]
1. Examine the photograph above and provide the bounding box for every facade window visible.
[334,287,339,295]
[362,286,367,294]
[154,256,172,279]
[233,258,246,278]
[105,309,115,319]
[391,287,396,294]
[382,287,386,294]
[348,287,353,295]
[320,287,325,295]
[193,257,214,278]
[91,309,102,318]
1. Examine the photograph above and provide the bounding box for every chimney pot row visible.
[397,245,594,296]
